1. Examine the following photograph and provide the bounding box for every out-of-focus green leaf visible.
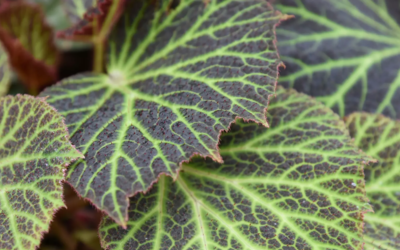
[0,1,59,94]
[0,43,10,96]
[346,113,400,250]
[64,0,98,25]
[276,0,400,118]
[57,0,123,42]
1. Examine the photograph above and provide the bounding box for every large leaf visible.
[275,0,400,118]
[99,88,372,250]
[0,1,59,94]
[345,113,400,250]
[0,43,10,96]
[41,0,282,225]
[0,95,83,250]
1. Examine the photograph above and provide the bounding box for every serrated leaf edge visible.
[46,1,288,227]
[0,94,84,249]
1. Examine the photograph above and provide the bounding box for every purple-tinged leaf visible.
[41,0,283,225]
[100,88,373,250]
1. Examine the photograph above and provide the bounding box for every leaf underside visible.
[0,44,10,96]
[0,1,59,93]
[345,113,400,250]
[41,0,282,225]
[99,88,371,250]
[276,0,400,118]
[0,95,82,250]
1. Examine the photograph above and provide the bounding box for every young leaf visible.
[99,88,372,250]
[58,0,124,72]
[64,0,98,25]
[58,0,123,40]
[41,0,283,225]
[275,0,400,118]
[345,113,400,250]
[0,95,83,250]
[0,43,10,96]
[0,1,59,95]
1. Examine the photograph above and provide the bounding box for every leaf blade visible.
[99,88,372,250]
[64,0,98,24]
[0,1,59,94]
[57,0,124,41]
[345,113,400,250]
[0,95,83,250]
[0,43,10,96]
[41,0,282,225]
[276,0,400,118]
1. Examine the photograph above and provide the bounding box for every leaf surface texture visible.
[0,95,82,250]
[41,0,282,225]
[99,88,371,250]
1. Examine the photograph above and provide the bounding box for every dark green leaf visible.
[41,0,282,225]
[0,95,83,250]
[345,113,400,250]
[276,0,400,118]
[99,88,372,250]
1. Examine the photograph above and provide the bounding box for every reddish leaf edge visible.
[0,1,60,95]
[57,0,125,42]
[1,94,84,249]
[48,3,287,227]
